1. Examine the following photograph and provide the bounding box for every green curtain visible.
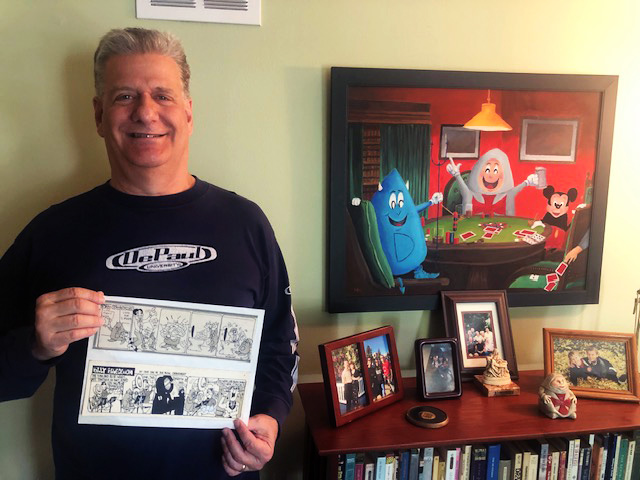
[380,124,431,205]
[348,124,363,200]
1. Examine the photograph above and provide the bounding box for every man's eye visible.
[115,94,133,102]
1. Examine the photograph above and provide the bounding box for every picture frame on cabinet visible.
[414,337,462,400]
[442,290,518,382]
[543,328,640,402]
[318,326,404,427]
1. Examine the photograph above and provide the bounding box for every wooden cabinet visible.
[298,370,640,479]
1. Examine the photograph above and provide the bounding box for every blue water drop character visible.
[371,169,443,284]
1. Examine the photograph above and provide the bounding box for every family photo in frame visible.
[318,326,404,427]
[327,67,617,313]
[442,290,518,381]
[543,328,640,403]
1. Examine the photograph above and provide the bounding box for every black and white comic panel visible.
[80,297,263,429]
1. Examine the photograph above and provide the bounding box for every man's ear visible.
[186,97,194,135]
[93,96,105,138]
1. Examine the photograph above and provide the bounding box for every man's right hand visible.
[32,287,105,361]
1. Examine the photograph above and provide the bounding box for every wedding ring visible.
[241,465,247,471]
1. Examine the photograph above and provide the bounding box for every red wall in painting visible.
[349,87,601,220]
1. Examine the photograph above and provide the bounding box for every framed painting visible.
[440,125,480,159]
[414,337,462,400]
[543,328,640,403]
[318,326,404,427]
[441,290,518,381]
[327,67,617,312]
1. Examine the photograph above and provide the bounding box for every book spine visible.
[623,439,635,480]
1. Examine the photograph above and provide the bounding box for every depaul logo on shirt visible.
[106,244,217,272]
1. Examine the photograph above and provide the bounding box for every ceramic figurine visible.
[481,350,511,386]
[538,372,577,419]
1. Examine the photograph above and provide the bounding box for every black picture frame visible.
[414,337,462,400]
[441,290,518,382]
[327,67,617,313]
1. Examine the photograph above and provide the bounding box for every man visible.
[0,27,299,478]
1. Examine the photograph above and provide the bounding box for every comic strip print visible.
[96,301,257,362]
[83,362,245,420]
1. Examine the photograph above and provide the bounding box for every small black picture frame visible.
[414,337,462,400]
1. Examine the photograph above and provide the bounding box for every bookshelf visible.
[299,370,640,479]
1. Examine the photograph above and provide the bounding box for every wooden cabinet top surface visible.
[298,370,640,456]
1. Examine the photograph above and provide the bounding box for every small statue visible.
[539,372,577,419]
[481,350,511,386]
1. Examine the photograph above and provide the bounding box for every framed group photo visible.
[414,338,462,400]
[442,290,518,381]
[543,328,640,402]
[318,326,404,427]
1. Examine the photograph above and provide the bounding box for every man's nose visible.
[132,93,158,123]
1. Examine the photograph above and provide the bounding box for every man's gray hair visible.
[94,27,191,97]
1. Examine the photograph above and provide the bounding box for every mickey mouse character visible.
[541,185,577,231]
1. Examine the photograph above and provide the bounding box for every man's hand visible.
[221,414,278,476]
[32,287,105,361]
[430,192,443,205]
[564,245,583,264]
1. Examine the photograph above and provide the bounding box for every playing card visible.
[460,231,476,241]
[546,273,559,283]
[544,282,557,292]
[555,262,568,276]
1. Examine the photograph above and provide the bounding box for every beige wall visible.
[1,1,639,478]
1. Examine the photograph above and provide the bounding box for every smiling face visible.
[478,159,504,193]
[93,53,193,194]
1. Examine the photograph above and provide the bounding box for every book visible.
[614,435,629,480]
[589,435,604,480]
[399,450,410,480]
[432,452,440,480]
[599,434,610,480]
[579,437,592,480]
[623,437,635,480]
[345,453,357,480]
[355,453,365,480]
[408,449,420,480]
[385,452,396,480]
[568,437,581,480]
[364,461,375,480]
[503,442,523,480]
[548,443,559,480]
[422,447,435,480]
[486,444,502,480]
[498,448,512,480]
[471,445,488,480]
[338,454,346,480]
[460,445,472,480]
[603,433,620,480]
[376,452,388,480]
[439,459,446,480]
[629,430,640,480]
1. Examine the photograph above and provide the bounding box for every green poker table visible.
[423,215,552,290]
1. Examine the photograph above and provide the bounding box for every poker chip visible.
[405,406,449,429]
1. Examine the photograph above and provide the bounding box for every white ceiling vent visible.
[136,0,261,26]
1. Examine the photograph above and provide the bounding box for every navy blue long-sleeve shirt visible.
[0,178,299,479]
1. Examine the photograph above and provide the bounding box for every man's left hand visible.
[221,414,278,476]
